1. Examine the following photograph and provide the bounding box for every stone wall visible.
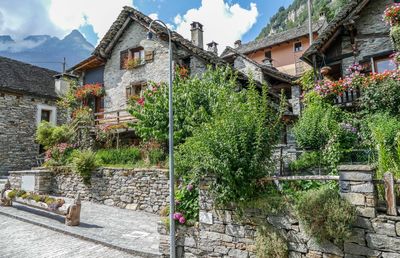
[0,92,67,176]
[52,167,169,214]
[159,165,400,257]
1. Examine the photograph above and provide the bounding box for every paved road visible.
[0,214,139,258]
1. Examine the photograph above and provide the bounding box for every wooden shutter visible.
[120,49,129,69]
[145,51,154,62]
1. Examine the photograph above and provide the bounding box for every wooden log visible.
[384,172,397,216]
[259,175,340,184]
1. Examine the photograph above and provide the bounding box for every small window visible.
[265,50,272,60]
[120,47,145,69]
[126,82,146,100]
[374,57,397,73]
[294,42,303,52]
[41,110,51,122]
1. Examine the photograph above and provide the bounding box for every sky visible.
[0,0,293,52]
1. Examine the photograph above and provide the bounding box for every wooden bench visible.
[0,180,81,226]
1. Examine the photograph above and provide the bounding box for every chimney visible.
[206,41,218,55]
[234,40,242,48]
[191,22,204,49]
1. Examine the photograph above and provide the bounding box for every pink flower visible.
[178,216,186,224]
[173,212,183,220]
[187,184,193,191]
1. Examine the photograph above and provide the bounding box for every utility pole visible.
[308,0,313,45]
[63,57,67,74]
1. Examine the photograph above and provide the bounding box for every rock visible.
[344,242,381,256]
[225,224,245,238]
[356,207,376,218]
[199,211,213,225]
[346,228,365,246]
[267,215,293,230]
[339,171,373,182]
[340,193,365,206]
[227,249,249,258]
[382,252,400,258]
[125,203,138,210]
[307,238,343,256]
[372,220,396,237]
[104,199,114,206]
[288,241,308,253]
[366,233,400,252]
[354,217,374,231]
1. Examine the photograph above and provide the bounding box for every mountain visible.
[0,30,94,72]
[257,0,349,39]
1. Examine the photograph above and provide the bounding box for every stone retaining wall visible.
[9,167,169,214]
[159,165,400,257]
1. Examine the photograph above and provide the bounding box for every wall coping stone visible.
[9,170,51,175]
[338,165,376,171]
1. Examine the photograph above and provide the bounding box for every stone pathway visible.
[0,200,161,257]
[0,215,140,258]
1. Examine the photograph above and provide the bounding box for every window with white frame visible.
[36,104,57,125]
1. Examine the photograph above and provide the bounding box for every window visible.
[120,47,145,69]
[126,82,146,100]
[374,57,397,73]
[41,110,51,122]
[264,50,272,60]
[294,42,303,52]
[36,104,56,125]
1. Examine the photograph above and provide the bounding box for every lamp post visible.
[140,20,175,258]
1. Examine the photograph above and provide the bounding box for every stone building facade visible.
[303,0,395,79]
[0,57,67,176]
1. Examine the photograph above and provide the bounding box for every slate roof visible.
[221,19,327,57]
[223,46,296,83]
[0,56,58,98]
[302,0,369,63]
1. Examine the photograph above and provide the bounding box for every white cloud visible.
[173,0,258,54]
[48,0,133,43]
[148,13,159,20]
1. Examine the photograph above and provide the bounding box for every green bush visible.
[367,113,400,178]
[289,151,321,172]
[72,150,98,184]
[35,121,72,149]
[256,225,288,258]
[296,186,356,245]
[293,102,342,150]
[149,148,166,165]
[176,83,284,205]
[391,25,400,51]
[359,78,400,116]
[129,66,239,145]
[7,190,17,199]
[96,147,141,165]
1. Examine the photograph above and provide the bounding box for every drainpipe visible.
[308,0,313,45]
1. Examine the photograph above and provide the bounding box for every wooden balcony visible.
[333,89,360,107]
[94,109,138,126]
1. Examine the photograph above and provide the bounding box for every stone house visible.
[0,56,67,176]
[221,18,328,76]
[302,0,396,80]
[70,6,295,129]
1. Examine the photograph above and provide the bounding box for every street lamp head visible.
[140,31,156,51]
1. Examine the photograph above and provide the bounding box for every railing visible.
[334,89,360,106]
[94,109,138,126]
[259,169,400,217]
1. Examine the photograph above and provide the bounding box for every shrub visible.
[359,77,400,116]
[36,122,72,149]
[96,147,141,165]
[7,190,17,199]
[129,66,238,145]
[174,182,199,224]
[71,150,98,184]
[296,186,356,245]
[176,84,284,205]
[289,151,322,172]
[256,225,288,258]
[149,148,166,165]
[293,102,342,150]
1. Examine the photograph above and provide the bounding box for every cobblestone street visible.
[0,215,139,258]
[0,200,161,257]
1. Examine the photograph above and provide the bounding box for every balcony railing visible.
[333,89,360,106]
[94,109,137,126]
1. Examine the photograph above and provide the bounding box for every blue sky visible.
[0,0,293,53]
